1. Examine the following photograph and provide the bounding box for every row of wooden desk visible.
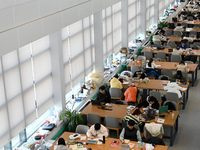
[127,59,198,86]
[50,132,169,150]
[81,103,178,147]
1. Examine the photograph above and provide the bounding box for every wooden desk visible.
[49,132,168,150]
[170,20,200,25]
[163,36,182,42]
[81,103,178,146]
[81,103,127,120]
[164,27,200,33]
[132,79,189,110]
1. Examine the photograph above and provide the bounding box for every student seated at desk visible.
[180,9,188,16]
[171,70,187,83]
[124,108,144,132]
[179,41,188,50]
[86,123,109,139]
[145,58,160,79]
[110,74,123,90]
[137,96,159,110]
[175,60,190,73]
[164,82,183,99]
[54,138,70,150]
[120,120,142,143]
[124,86,138,104]
[133,70,147,79]
[96,86,111,103]
[188,0,195,5]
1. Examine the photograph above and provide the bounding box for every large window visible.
[0,36,53,149]
[146,0,155,30]
[128,0,141,42]
[62,15,95,98]
[102,2,122,60]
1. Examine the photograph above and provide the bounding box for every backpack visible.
[164,101,176,111]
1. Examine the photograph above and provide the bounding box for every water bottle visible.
[172,112,174,120]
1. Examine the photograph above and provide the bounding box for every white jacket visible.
[54,145,70,150]
[86,124,109,138]
[164,82,182,98]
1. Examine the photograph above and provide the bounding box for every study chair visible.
[181,23,187,28]
[187,16,194,21]
[144,123,164,140]
[193,24,200,28]
[75,125,89,134]
[154,41,162,47]
[166,92,181,110]
[165,30,172,36]
[150,91,162,106]
[182,71,189,82]
[161,69,173,79]
[167,41,177,48]
[137,55,146,60]
[87,113,101,126]
[163,101,177,111]
[153,58,161,61]
[171,55,182,62]
[156,52,166,61]
[192,41,200,49]
[189,31,197,38]
[184,61,194,64]
[173,31,182,37]
[109,88,123,100]
[131,65,140,74]
[104,116,120,138]
[158,75,169,80]
[144,51,153,60]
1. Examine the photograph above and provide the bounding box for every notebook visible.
[159,105,168,114]
[121,144,130,150]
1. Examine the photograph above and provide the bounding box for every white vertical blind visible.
[128,0,141,41]
[0,58,10,148]
[62,15,95,94]
[31,36,53,117]
[146,0,155,29]
[103,2,122,59]
[2,51,25,140]
[18,45,36,126]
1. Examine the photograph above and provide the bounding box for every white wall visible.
[0,0,121,57]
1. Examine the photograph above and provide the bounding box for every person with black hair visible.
[120,120,141,143]
[180,9,188,16]
[110,74,123,89]
[171,70,187,83]
[86,123,108,139]
[175,60,190,72]
[179,41,188,50]
[145,58,160,79]
[54,138,69,150]
[133,70,147,79]
[137,95,159,109]
[96,86,111,103]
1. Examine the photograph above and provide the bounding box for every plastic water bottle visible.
[172,112,174,120]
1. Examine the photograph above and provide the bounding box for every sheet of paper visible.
[181,88,187,91]
[157,118,165,123]
[128,143,135,148]
[80,136,86,140]
[124,139,130,144]
[123,81,129,85]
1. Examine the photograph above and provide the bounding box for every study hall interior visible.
[0,0,192,150]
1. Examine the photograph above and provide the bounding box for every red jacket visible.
[124,87,137,102]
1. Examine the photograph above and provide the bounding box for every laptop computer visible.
[121,144,130,150]
[159,105,168,114]
[91,100,102,106]
[143,108,156,120]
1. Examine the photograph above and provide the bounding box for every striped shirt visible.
[124,114,143,126]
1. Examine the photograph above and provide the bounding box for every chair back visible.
[192,41,200,49]
[163,101,177,111]
[131,65,140,74]
[161,69,173,78]
[87,113,101,126]
[75,125,89,134]
[153,58,161,61]
[193,24,200,28]
[189,31,197,37]
[181,23,187,28]
[154,41,161,47]
[167,41,177,48]
[173,31,182,37]
[158,75,169,80]
[165,30,172,36]
[187,16,193,21]
[171,55,181,62]
[156,52,166,60]
[105,116,120,128]
[181,71,188,81]
[144,51,153,59]
[109,88,122,98]
[166,92,179,103]
[137,55,146,60]
[150,91,162,102]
